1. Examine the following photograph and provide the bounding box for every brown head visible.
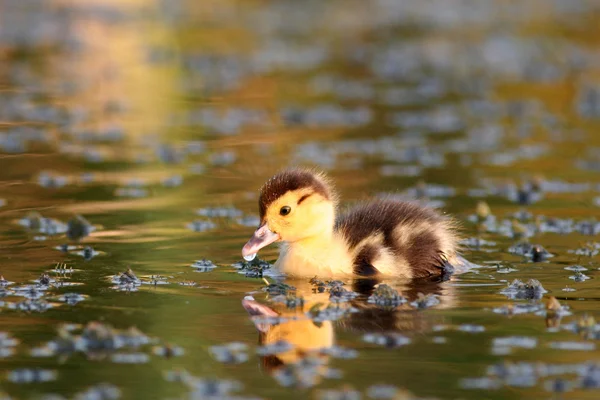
[242,169,337,259]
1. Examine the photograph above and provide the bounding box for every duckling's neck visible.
[276,229,353,278]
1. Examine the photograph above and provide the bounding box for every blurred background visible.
[2,0,600,399]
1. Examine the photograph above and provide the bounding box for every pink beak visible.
[242,223,280,259]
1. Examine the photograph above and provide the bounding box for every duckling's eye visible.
[279,206,291,216]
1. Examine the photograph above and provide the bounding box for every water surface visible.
[2,1,600,399]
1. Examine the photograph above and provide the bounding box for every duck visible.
[242,168,464,279]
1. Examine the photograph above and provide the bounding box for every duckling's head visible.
[242,169,337,259]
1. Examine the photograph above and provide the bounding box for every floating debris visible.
[309,277,346,293]
[366,384,416,399]
[367,284,407,308]
[73,383,121,400]
[0,276,14,287]
[461,237,497,249]
[460,377,502,390]
[74,246,100,260]
[66,215,94,242]
[565,265,588,272]
[492,336,537,355]
[329,285,359,303]
[492,303,544,316]
[272,293,304,309]
[409,293,440,309]
[308,303,357,323]
[152,344,185,358]
[362,333,411,348]
[18,212,67,235]
[55,293,87,305]
[0,332,19,358]
[38,171,68,188]
[272,355,342,389]
[48,262,76,274]
[316,386,361,400]
[162,174,183,187]
[569,242,600,257]
[319,346,358,359]
[544,378,573,393]
[36,273,54,286]
[561,315,600,339]
[196,207,243,218]
[110,352,150,364]
[55,244,77,253]
[12,285,47,299]
[233,257,273,278]
[190,259,217,272]
[494,264,518,274]
[456,324,486,333]
[164,370,245,398]
[500,279,547,300]
[569,271,591,282]
[0,332,19,348]
[7,299,53,312]
[256,340,294,356]
[114,187,148,198]
[0,288,12,300]
[463,360,600,391]
[7,368,57,383]
[19,211,44,231]
[263,280,296,296]
[548,342,596,351]
[31,322,153,358]
[508,242,553,262]
[209,342,249,364]
[580,364,600,389]
[186,220,216,232]
[111,268,141,291]
[575,220,600,236]
[237,215,261,227]
[140,275,169,286]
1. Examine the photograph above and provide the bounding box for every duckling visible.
[242,168,462,278]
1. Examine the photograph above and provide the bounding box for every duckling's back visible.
[334,199,458,278]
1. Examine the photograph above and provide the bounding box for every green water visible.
[3,1,600,399]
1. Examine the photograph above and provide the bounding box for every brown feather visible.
[335,199,457,277]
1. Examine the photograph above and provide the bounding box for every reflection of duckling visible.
[242,296,334,371]
[243,169,465,278]
[242,277,457,374]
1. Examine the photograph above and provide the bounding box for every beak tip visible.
[242,225,279,261]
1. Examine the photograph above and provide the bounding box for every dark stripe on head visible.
[259,169,331,219]
[297,193,313,205]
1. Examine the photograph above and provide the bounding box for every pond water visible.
[2,1,600,399]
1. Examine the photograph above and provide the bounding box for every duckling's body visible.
[242,169,460,279]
